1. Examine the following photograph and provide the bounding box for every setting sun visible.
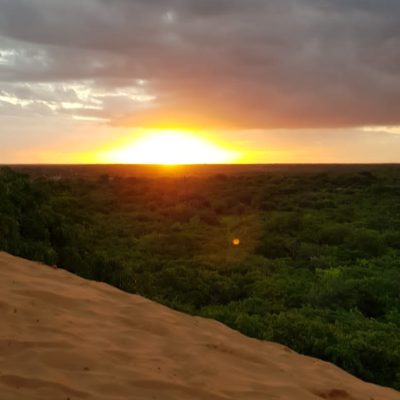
[101,131,239,164]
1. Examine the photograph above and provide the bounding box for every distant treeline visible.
[1,166,400,390]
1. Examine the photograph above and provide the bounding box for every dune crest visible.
[1,251,399,400]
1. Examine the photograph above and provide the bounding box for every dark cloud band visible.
[0,0,399,128]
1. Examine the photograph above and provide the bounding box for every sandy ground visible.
[1,252,399,400]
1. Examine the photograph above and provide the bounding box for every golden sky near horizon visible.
[4,122,400,165]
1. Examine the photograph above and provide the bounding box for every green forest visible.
[1,166,400,389]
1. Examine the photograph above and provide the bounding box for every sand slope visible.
[1,252,399,400]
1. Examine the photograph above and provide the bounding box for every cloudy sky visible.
[1,0,400,163]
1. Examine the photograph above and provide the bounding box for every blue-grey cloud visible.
[0,0,399,128]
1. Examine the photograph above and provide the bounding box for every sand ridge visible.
[0,251,399,400]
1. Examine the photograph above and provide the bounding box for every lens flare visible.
[232,238,241,247]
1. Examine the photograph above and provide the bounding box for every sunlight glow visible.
[101,131,239,164]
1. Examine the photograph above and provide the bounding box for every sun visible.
[101,130,238,165]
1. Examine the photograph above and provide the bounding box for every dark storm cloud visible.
[0,0,399,128]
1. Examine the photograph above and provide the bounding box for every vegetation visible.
[1,166,400,389]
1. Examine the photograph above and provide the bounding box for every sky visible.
[1,0,400,163]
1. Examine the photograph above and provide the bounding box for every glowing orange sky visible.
[3,118,400,165]
[1,1,400,163]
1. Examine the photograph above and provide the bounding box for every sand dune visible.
[1,252,399,400]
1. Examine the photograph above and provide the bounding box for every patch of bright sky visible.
[162,10,177,24]
[71,115,109,122]
[0,47,49,69]
[0,80,156,119]
[362,126,400,135]
[0,94,33,107]
[0,49,17,65]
